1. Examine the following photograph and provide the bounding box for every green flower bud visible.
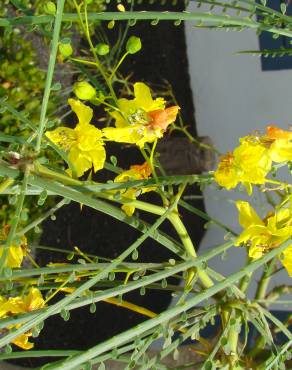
[95,43,110,56]
[107,20,115,29]
[73,81,96,100]
[59,43,73,59]
[126,36,142,54]
[44,1,56,15]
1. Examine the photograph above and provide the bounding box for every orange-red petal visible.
[266,126,292,140]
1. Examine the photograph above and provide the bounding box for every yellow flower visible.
[0,226,28,268]
[235,201,292,262]
[103,82,179,148]
[0,288,45,350]
[46,99,105,177]
[265,126,292,163]
[214,137,272,193]
[114,162,153,216]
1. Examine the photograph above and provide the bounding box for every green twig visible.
[35,0,65,152]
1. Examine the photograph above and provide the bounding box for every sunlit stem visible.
[109,52,129,80]
[168,212,214,289]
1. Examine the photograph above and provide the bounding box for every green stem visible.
[0,241,234,331]
[238,272,252,293]
[173,125,221,155]
[2,12,292,38]
[255,259,276,301]
[140,146,168,205]
[110,52,129,80]
[15,198,68,237]
[168,212,214,289]
[35,0,65,152]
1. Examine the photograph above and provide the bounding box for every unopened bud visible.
[126,36,142,54]
[73,81,96,100]
[44,1,56,15]
[59,43,73,59]
[95,43,110,56]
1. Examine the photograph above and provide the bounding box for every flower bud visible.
[73,81,96,100]
[43,1,56,15]
[95,43,110,56]
[59,43,73,59]
[126,36,142,54]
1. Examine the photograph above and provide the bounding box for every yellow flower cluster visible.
[214,126,292,193]
[0,288,45,349]
[46,83,179,177]
[235,201,292,276]
[114,162,153,216]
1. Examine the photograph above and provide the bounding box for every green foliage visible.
[0,30,47,134]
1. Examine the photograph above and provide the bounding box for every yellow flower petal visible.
[68,98,93,125]
[0,246,23,268]
[121,189,137,216]
[75,124,103,151]
[12,333,34,350]
[281,245,292,277]
[103,126,142,145]
[113,162,153,216]
[214,152,239,190]
[68,146,92,177]
[90,146,106,173]
[235,201,292,261]
[134,82,165,112]
[110,110,128,128]
[269,139,292,163]
[233,138,272,184]
[236,225,268,247]
[0,235,27,268]
[46,127,76,151]
[249,244,264,259]
[236,201,264,229]
[266,126,292,140]
[23,288,45,312]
